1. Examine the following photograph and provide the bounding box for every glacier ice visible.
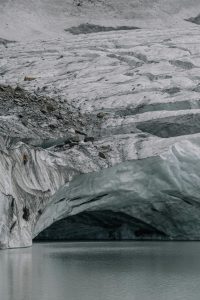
[1,10,200,247]
[34,137,200,241]
[1,134,200,248]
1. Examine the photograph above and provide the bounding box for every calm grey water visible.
[1,242,200,300]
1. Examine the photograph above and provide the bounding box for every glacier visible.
[1,134,200,249]
[1,0,200,248]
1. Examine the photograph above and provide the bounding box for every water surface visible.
[0,242,200,300]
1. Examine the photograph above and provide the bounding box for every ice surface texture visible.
[1,1,200,248]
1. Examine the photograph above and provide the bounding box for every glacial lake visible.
[1,242,200,300]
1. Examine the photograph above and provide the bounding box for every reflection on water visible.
[0,247,32,300]
[1,242,200,300]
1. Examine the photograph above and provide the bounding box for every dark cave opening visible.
[34,210,167,241]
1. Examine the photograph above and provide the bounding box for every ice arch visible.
[1,136,200,249]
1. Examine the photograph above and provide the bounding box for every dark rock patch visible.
[10,221,17,233]
[98,151,106,159]
[169,60,195,70]
[0,38,15,46]
[22,207,30,221]
[65,23,140,35]
[84,136,95,142]
[163,87,181,95]
[186,14,200,25]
